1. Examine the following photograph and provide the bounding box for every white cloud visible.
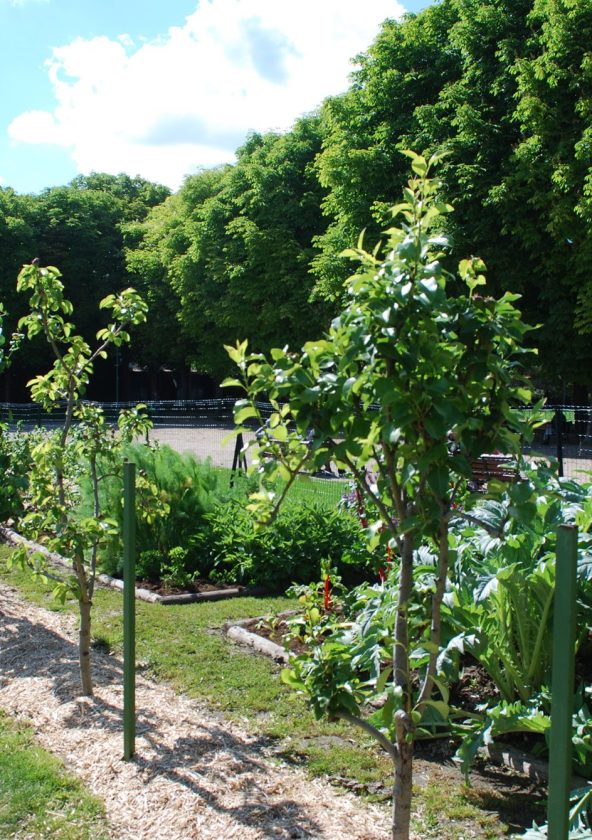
[2,0,49,6]
[8,0,404,189]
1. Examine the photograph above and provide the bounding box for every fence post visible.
[555,409,564,478]
[123,460,136,761]
[547,524,578,838]
[230,432,247,488]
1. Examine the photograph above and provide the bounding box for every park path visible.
[0,581,392,840]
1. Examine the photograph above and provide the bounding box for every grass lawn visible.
[0,546,545,838]
[215,464,349,510]
[0,709,109,839]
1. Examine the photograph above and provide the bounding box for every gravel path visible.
[0,581,391,839]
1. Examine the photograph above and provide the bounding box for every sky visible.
[1,0,432,195]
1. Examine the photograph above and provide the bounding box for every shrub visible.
[82,442,224,579]
[0,423,36,524]
[194,499,372,591]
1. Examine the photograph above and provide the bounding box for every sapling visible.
[10,262,150,696]
[224,151,536,839]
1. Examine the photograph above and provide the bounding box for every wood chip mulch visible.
[0,582,393,839]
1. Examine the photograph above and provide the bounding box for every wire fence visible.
[0,399,349,508]
[522,405,592,481]
[1,400,591,500]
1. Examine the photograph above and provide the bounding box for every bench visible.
[470,453,517,486]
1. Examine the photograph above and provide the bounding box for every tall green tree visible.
[124,187,199,392]
[226,154,534,840]
[313,0,592,392]
[312,2,462,299]
[128,116,331,381]
[493,0,592,389]
[0,174,170,399]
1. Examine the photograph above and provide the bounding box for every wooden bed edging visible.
[0,527,262,605]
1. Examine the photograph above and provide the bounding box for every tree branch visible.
[337,710,398,763]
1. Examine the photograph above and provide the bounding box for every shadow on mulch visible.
[0,602,333,839]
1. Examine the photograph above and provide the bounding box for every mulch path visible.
[0,581,390,840]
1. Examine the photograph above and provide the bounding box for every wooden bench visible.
[470,453,517,486]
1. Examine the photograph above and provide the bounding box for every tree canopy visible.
[126,116,332,380]
[312,0,592,392]
[2,1,592,396]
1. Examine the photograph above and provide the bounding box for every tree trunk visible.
[392,735,414,840]
[78,596,93,696]
[74,557,93,696]
[391,532,415,839]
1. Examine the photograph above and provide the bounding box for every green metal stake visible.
[123,460,136,761]
[548,524,578,839]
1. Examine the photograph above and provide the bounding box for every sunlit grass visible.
[0,710,108,839]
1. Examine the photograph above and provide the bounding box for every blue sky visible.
[1,0,432,195]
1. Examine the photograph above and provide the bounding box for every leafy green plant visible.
[0,422,38,524]
[224,151,535,840]
[83,442,223,580]
[284,560,346,646]
[196,499,370,590]
[442,468,592,707]
[160,546,197,591]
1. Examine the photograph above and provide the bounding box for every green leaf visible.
[281,668,305,691]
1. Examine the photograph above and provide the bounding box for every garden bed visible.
[224,611,585,794]
[0,526,262,605]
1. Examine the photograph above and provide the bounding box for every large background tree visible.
[312,0,592,397]
[0,174,170,400]
[127,115,332,381]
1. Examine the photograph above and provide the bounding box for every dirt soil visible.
[134,578,246,597]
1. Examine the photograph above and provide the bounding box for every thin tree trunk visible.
[74,557,93,696]
[391,532,415,839]
[392,734,414,840]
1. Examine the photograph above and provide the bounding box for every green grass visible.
[0,545,542,837]
[215,464,348,510]
[0,709,108,839]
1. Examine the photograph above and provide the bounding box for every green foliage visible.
[312,0,592,388]
[444,467,592,705]
[0,422,36,523]
[14,261,149,694]
[88,443,223,579]
[226,154,535,837]
[160,546,197,591]
[126,116,331,380]
[0,174,169,396]
[195,499,370,590]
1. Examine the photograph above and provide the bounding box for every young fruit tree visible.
[224,152,535,840]
[9,262,150,696]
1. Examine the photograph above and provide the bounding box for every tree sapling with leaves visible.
[9,262,150,696]
[224,151,536,840]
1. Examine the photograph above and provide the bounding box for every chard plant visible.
[9,262,150,696]
[225,152,535,840]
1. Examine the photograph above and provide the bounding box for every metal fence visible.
[1,400,591,490]
[0,399,348,507]
[523,405,592,481]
